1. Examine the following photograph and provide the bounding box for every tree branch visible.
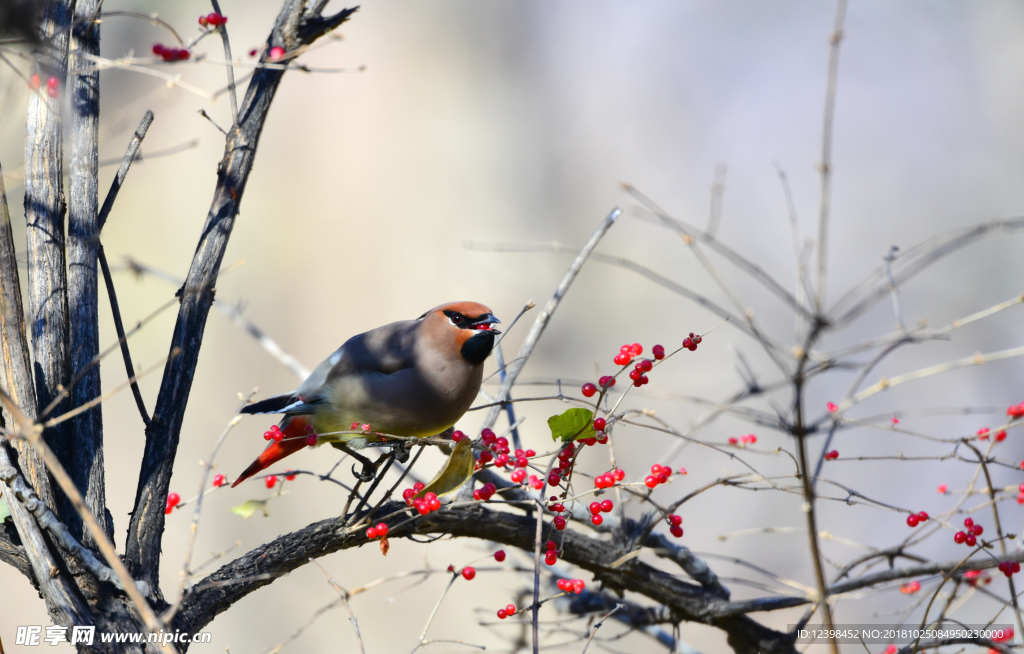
[67,0,108,546]
[123,1,359,591]
[176,502,797,654]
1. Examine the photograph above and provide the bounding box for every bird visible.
[232,301,500,487]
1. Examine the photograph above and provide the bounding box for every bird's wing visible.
[295,319,420,403]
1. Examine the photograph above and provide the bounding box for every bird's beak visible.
[469,314,501,335]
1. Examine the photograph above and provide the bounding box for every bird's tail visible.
[231,417,311,487]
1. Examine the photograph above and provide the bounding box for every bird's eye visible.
[451,314,463,324]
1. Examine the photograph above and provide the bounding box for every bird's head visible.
[420,301,501,365]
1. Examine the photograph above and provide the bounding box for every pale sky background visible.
[1,1,1023,652]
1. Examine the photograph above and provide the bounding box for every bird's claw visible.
[394,443,412,464]
[352,462,377,483]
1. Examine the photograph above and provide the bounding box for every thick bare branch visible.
[67,0,108,546]
[124,1,359,590]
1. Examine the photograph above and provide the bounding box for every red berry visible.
[598,375,615,388]
[572,579,585,593]
[402,488,415,503]
[613,353,631,366]
[630,343,643,356]
[548,473,561,487]
[964,517,974,528]
[995,430,1007,442]
[589,502,601,515]
[494,550,506,562]
[365,526,378,539]
[670,525,683,538]
[668,514,682,526]
[29,73,40,89]
[306,434,317,446]
[591,514,603,526]
[600,499,613,512]
[451,430,466,442]
[937,483,948,494]
[461,566,476,580]
[272,430,283,442]
[581,383,597,397]
[612,469,625,481]
[544,552,557,565]
[46,76,58,89]
[497,609,507,619]
[269,46,285,61]
[965,533,977,547]
[953,531,966,544]
[656,473,667,484]
[199,15,209,26]
[505,604,516,615]
[176,49,190,61]
[638,359,653,372]
[375,523,389,537]
[826,402,838,412]
[265,475,277,489]
[906,514,919,527]
[152,44,165,56]
[652,344,665,360]
[167,492,181,508]
[644,475,657,488]
[212,474,227,487]
[916,511,928,521]
[977,427,990,440]
[553,516,566,530]
[971,524,983,536]
[285,470,297,481]
[511,469,526,483]
[593,417,606,431]
[545,539,557,551]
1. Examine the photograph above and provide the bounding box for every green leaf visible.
[232,499,270,519]
[548,407,595,442]
[0,495,10,523]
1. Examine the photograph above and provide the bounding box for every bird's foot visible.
[352,461,377,483]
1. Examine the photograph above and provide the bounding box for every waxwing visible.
[232,301,500,486]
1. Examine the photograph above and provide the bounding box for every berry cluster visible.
[549,443,577,487]
[476,428,517,469]
[198,12,227,27]
[613,343,644,366]
[644,463,673,489]
[556,578,586,594]
[823,450,839,461]
[964,569,989,586]
[905,511,928,527]
[1017,483,1024,505]
[365,522,389,539]
[165,492,180,514]
[628,358,653,387]
[953,517,983,546]
[588,499,614,526]
[547,498,568,531]
[472,482,498,501]
[593,468,625,489]
[728,434,757,446]
[212,473,227,488]
[28,75,60,98]
[496,604,517,619]
[826,402,838,412]
[263,424,283,441]
[900,580,921,594]
[666,513,683,538]
[581,375,619,398]
[401,483,443,513]
[152,44,190,61]
[544,539,560,565]
[998,560,1021,578]
[681,333,702,351]
[976,426,1007,442]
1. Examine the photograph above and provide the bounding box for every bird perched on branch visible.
[232,301,500,487]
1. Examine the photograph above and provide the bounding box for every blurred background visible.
[2,1,1023,651]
